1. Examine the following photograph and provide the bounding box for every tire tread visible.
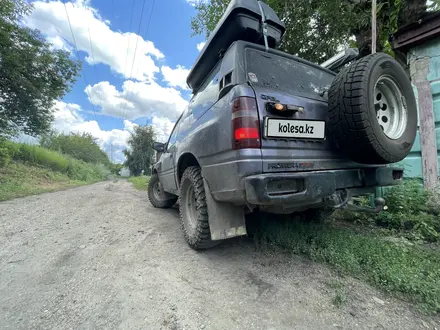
[179,166,218,250]
[147,174,177,208]
[327,53,412,164]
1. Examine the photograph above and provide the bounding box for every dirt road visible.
[0,181,437,330]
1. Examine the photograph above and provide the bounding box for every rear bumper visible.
[244,167,403,205]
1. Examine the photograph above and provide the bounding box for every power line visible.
[122,0,149,120]
[63,1,97,116]
[144,0,156,40]
[87,25,98,79]
[123,0,136,79]
[128,0,148,80]
[134,0,156,80]
[121,0,156,120]
[119,0,137,120]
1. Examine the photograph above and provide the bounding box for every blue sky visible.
[24,0,206,162]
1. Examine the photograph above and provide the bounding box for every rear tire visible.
[147,173,177,208]
[179,166,218,250]
[328,53,417,164]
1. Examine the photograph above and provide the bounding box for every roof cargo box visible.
[187,0,285,92]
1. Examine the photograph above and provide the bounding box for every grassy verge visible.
[337,180,440,242]
[255,214,440,314]
[0,162,92,201]
[128,175,150,190]
[255,180,440,313]
[0,140,110,201]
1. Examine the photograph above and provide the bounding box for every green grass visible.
[336,180,440,242]
[0,140,110,201]
[1,140,110,182]
[332,292,347,308]
[0,162,92,201]
[128,175,150,190]
[255,218,440,313]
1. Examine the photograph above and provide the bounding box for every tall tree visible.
[123,125,155,176]
[0,0,80,137]
[191,0,437,63]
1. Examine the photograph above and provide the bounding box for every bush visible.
[40,132,110,165]
[16,143,70,172]
[338,179,440,242]
[375,180,440,241]
[0,146,11,167]
[1,139,19,156]
[0,139,20,167]
[66,158,109,182]
[383,180,431,214]
[109,163,124,175]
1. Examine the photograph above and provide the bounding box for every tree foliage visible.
[109,163,124,175]
[191,0,437,63]
[123,125,155,176]
[0,0,80,137]
[40,131,110,165]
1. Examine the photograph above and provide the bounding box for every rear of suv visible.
[148,0,417,249]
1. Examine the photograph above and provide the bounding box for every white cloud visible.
[86,80,188,121]
[186,0,204,6]
[151,116,174,143]
[84,81,132,118]
[196,41,206,51]
[123,119,138,134]
[46,35,71,51]
[25,0,164,81]
[161,65,190,90]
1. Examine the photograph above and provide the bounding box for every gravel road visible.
[0,180,438,330]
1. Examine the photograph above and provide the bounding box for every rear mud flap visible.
[203,179,247,240]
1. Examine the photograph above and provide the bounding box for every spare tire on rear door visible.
[327,53,417,164]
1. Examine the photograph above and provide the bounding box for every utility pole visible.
[110,143,113,163]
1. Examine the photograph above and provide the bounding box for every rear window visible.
[246,49,334,100]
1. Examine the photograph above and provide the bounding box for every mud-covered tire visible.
[179,166,218,250]
[303,208,335,224]
[147,173,177,208]
[328,53,417,164]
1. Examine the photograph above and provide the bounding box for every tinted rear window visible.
[246,49,334,100]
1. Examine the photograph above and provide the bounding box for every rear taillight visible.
[231,97,261,150]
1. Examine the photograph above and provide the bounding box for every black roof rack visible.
[186,0,285,93]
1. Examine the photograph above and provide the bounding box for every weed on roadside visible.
[128,176,150,190]
[325,279,344,290]
[325,279,347,308]
[332,292,347,308]
[337,180,440,242]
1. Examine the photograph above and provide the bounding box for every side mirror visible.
[153,142,165,152]
[320,48,359,71]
